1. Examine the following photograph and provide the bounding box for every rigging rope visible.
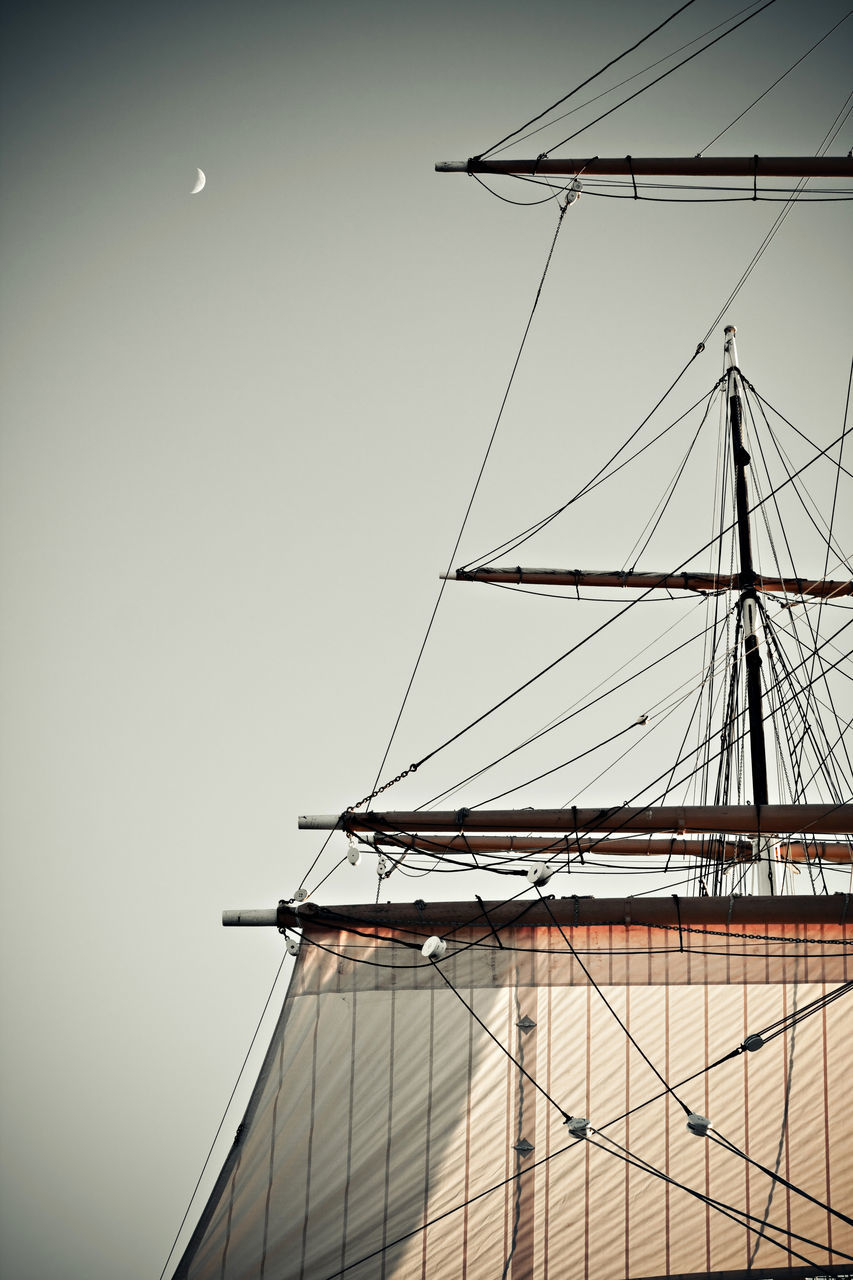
[352,617,853,890]
[694,8,853,155]
[377,420,852,793]
[542,0,780,154]
[700,85,853,343]
[794,358,853,790]
[743,378,853,806]
[471,171,853,204]
[753,383,853,488]
[763,611,852,809]
[428,960,570,1120]
[620,387,714,570]
[461,372,714,572]
[420,604,716,810]
[476,0,700,159]
[751,391,852,564]
[748,958,801,1265]
[157,948,290,1280]
[587,1129,848,1265]
[616,624,853,829]
[729,392,850,836]
[470,716,647,809]
[291,907,853,956]
[488,1,768,159]
[709,1128,853,1229]
[535,888,692,1114]
[291,920,853,1279]
[348,199,573,815]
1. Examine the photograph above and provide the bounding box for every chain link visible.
[346,762,419,816]
[629,917,852,945]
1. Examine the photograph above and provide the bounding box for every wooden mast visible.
[724,326,773,889]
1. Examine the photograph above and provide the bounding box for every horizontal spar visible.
[222,909,279,926]
[268,896,852,930]
[299,804,853,837]
[442,567,853,598]
[369,833,852,864]
[436,156,853,178]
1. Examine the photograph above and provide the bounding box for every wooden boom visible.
[267,894,852,931]
[436,156,853,178]
[299,803,853,837]
[369,833,851,863]
[443,566,853,597]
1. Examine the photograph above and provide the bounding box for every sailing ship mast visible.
[725,324,774,887]
[301,319,852,891]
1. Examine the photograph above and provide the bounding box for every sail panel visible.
[174,912,852,1280]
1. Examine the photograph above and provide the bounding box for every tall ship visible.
[164,19,853,1280]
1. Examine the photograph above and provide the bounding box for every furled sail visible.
[174,897,852,1280]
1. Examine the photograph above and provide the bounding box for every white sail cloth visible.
[174,910,852,1280]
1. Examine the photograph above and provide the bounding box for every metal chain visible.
[346,762,420,815]
[628,918,851,945]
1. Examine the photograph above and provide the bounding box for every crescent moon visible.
[191,168,206,195]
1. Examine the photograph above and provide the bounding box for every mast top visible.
[725,323,739,368]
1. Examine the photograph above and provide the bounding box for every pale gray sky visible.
[1,1,851,1276]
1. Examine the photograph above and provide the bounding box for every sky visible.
[1,1,851,1276]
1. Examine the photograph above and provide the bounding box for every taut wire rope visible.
[488,1,767,159]
[384,421,852,787]
[695,8,853,155]
[542,0,780,154]
[476,0,700,159]
[350,199,573,813]
[157,948,290,1280]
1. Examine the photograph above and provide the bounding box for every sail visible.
[174,899,852,1280]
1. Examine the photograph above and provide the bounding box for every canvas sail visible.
[174,898,852,1280]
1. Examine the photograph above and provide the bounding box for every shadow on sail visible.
[175,899,852,1279]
